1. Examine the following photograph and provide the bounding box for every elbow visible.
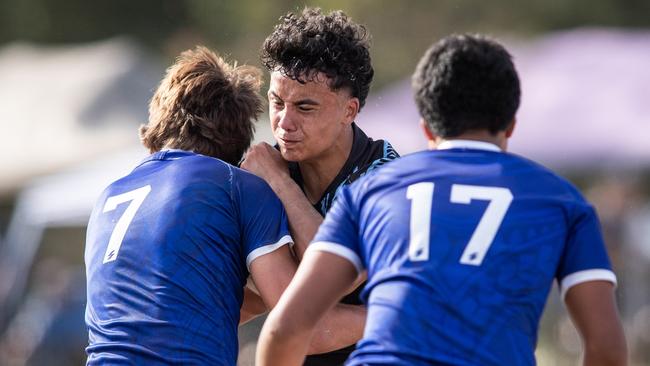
[257,311,312,366]
[264,314,297,343]
[262,310,311,349]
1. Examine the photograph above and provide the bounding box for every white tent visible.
[0,37,162,196]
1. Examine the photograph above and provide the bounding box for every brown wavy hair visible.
[140,46,263,165]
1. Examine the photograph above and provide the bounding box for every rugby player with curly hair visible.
[241,10,398,364]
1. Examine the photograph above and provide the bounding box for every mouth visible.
[278,137,301,147]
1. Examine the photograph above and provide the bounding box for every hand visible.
[241,142,290,187]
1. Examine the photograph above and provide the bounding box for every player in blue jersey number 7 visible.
[84,47,364,366]
[257,34,627,366]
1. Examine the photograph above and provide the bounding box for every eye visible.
[298,105,315,112]
[271,99,284,109]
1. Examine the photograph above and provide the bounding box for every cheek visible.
[321,112,342,133]
[269,112,279,129]
[304,118,339,144]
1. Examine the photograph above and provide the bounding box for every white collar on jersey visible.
[436,139,502,152]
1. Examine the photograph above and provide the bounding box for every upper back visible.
[85,150,280,365]
[355,147,602,296]
[328,146,612,365]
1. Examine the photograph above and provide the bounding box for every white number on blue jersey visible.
[407,183,513,266]
[101,185,151,264]
[406,183,434,261]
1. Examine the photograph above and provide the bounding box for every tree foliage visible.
[1,0,648,86]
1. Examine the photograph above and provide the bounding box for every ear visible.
[343,97,360,125]
[505,118,516,138]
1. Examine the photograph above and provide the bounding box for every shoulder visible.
[162,154,277,203]
[359,133,400,164]
[359,150,426,180]
[164,152,231,179]
[352,124,400,161]
[364,137,399,160]
[229,165,278,197]
[340,151,414,201]
[504,152,588,202]
[180,154,269,190]
[347,128,400,183]
[364,140,400,171]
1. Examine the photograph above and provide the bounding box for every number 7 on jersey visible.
[407,183,513,266]
[102,185,151,264]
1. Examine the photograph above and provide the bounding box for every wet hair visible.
[261,7,373,109]
[412,34,520,137]
[140,46,263,165]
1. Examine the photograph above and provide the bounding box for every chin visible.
[279,149,303,163]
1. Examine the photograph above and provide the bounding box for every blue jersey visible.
[84,150,291,365]
[311,140,616,366]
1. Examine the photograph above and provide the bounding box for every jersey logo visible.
[407,183,513,266]
[101,185,152,264]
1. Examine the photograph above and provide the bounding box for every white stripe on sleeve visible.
[246,235,293,270]
[307,241,364,274]
[560,268,617,301]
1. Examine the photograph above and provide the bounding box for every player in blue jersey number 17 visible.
[84,47,365,366]
[257,34,627,366]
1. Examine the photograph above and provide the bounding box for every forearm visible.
[268,175,323,260]
[583,344,627,366]
[307,303,366,354]
[257,303,365,365]
[581,324,627,366]
[256,251,362,365]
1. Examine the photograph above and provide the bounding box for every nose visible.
[276,108,297,132]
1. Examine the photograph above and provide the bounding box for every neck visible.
[299,126,354,204]
[429,130,508,151]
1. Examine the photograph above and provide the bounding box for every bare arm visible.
[241,142,322,259]
[256,250,361,366]
[251,245,365,360]
[239,285,267,325]
[269,178,323,261]
[564,281,627,366]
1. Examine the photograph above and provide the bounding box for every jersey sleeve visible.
[309,185,364,273]
[235,171,293,270]
[556,202,617,300]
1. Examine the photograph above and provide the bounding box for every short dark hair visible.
[412,34,521,137]
[141,46,263,165]
[261,7,373,109]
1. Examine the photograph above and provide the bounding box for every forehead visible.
[269,71,343,100]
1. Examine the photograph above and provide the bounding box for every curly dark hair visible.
[261,7,373,109]
[412,34,521,137]
[141,46,263,165]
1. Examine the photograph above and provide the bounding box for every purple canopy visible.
[357,29,650,170]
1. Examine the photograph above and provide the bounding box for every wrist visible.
[267,171,293,195]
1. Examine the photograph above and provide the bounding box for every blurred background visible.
[0,0,649,365]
